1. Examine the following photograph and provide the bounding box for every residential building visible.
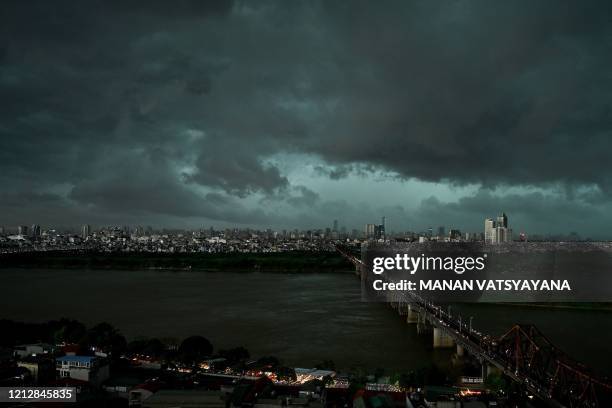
[17,356,55,384]
[14,343,56,358]
[56,355,109,387]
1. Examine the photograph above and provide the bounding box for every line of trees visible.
[0,319,241,365]
[2,318,307,385]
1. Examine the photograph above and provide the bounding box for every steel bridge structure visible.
[334,244,612,408]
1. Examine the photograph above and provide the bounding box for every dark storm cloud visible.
[185,141,289,197]
[303,1,612,191]
[2,0,612,231]
[286,186,320,208]
[414,189,605,238]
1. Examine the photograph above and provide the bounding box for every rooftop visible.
[56,355,97,364]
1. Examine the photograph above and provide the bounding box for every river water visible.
[1,269,610,375]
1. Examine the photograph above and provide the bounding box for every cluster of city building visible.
[0,212,578,254]
[2,340,498,407]
[484,213,513,244]
[0,224,345,254]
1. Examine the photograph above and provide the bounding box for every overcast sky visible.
[2,0,612,237]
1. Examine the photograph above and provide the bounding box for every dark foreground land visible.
[0,250,355,272]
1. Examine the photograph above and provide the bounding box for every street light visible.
[469,316,473,333]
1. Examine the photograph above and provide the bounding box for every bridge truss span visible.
[334,244,612,408]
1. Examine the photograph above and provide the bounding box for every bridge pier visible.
[481,362,500,380]
[456,344,465,357]
[433,327,455,348]
[406,305,419,323]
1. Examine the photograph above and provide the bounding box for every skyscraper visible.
[497,212,508,228]
[18,225,28,236]
[484,218,495,243]
[485,213,512,243]
[81,224,91,239]
[365,223,376,238]
[333,219,338,232]
[31,224,41,238]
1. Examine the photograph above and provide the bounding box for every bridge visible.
[334,244,612,408]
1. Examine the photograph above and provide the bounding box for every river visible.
[1,268,610,376]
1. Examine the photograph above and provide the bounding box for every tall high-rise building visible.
[18,225,28,236]
[484,218,495,243]
[31,224,41,238]
[365,223,376,238]
[81,224,91,239]
[0,226,4,235]
[449,229,462,240]
[497,212,508,228]
[378,216,386,239]
[438,226,446,237]
[333,219,338,232]
[485,213,512,243]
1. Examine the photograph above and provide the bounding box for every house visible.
[129,382,163,406]
[17,356,55,384]
[14,343,56,358]
[104,376,151,399]
[56,355,110,387]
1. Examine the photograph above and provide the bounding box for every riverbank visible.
[0,251,355,273]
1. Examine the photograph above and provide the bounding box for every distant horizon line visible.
[0,223,595,240]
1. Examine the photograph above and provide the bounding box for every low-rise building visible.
[14,343,56,358]
[56,355,110,387]
[17,356,55,384]
[129,382,163,406]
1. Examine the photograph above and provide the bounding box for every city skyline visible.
[0,211,590,242]
[3,1,612,237]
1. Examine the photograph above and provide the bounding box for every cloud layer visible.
[2,0,612,236]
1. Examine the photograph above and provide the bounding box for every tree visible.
[275,366,297,382]
[179,336,213,363]
[485,372,509,394]
[218,346,250,364]
[85,322,119,346]
[128,338,165,357]
[127,339,148,354]
[83,322,126,356]
[315,359,336,371]
[374,367,385,381]
[52,319,86,344]
[143,338,165,357]
[255,356,280,368]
